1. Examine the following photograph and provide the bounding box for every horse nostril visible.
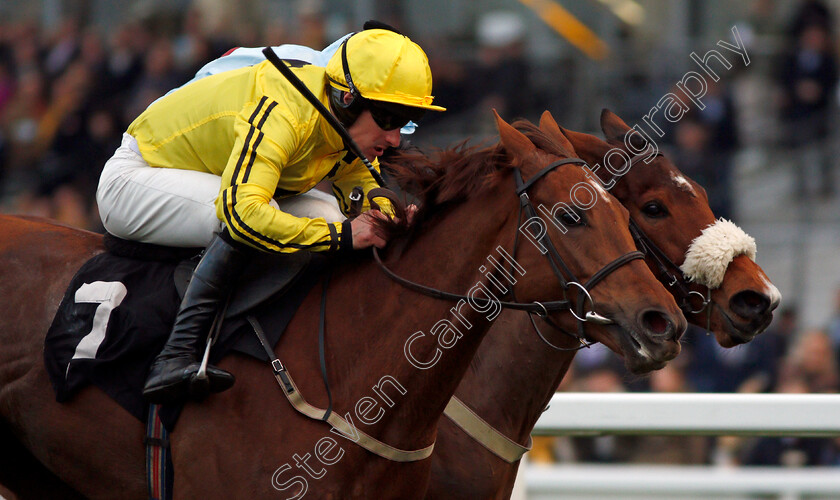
[641,310,675,340]
[730,290,771,319]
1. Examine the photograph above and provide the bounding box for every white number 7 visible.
[66,281,128,377]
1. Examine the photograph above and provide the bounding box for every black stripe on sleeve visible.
[224,98,334,252]
[332,184,350,215]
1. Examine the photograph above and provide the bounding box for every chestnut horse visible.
[0,113,683,499]
[560,110,779,346]
[424,110,780,499]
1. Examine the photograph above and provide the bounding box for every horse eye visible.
[558,211,583,226]
[642,201,667,218]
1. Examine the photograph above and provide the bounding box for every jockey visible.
[95,24,445,404]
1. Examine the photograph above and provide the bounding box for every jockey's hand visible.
[385,204,418,225]
[405,204,418,225]
[351,210,388,249]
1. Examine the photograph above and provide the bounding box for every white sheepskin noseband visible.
[680,218,756,289]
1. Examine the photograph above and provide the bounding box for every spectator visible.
[740,357,840,466]
[683,323,778,394]
[102,22,149,115]
[42,17,81,80]
[625,362,710,465]
[124,38,185,124]
[35,61,95,194]
[826,288,840,364]
[0,69,48,195]
[742,307,797,391]
[780,328,838,393]
[0,56,14,115]
[293,0,328,49]
[789,0,834,38]
[778,17,838,198]
[8,22,42,77]
[172,7,211,74]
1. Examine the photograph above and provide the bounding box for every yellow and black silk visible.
[127,59,384,253]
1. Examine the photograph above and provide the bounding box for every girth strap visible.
[145,404,171,500]
[444,396,532,463]
[247,315,435,462]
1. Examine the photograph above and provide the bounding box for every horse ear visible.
[494,109,536,157]
[551,121,612,165]
[538,111,576,155]
[600,108,632,141]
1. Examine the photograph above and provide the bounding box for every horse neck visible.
[323,182,521,447]
[452,309,577,445]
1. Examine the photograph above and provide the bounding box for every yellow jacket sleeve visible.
[217,96,346,253]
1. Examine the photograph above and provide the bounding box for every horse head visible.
[491,112,685,373]
[539,109,779,347]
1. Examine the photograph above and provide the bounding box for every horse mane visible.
[372,141,510,240]
[371,121,575,241]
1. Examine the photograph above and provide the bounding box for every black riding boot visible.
[143,232,246,403]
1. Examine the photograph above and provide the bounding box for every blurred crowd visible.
[661,0,840,220]
[0,12,231,230]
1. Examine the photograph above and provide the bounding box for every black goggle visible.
[340,34,425,132]
[368,103,413,131]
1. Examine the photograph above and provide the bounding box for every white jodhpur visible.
[274,188,344,223]
[97,133,346,248]
[97,134,225,247]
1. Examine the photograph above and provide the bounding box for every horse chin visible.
[605,323,680,375]
[712,308,775,348]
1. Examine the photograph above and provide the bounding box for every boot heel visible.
[190,374,210,401]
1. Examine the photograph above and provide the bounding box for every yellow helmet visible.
[326,29,446,113]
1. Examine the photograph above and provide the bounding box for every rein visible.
[372,157,644,351]
[629,218,710,315]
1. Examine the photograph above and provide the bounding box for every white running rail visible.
[518,393,840,499]
[533,393,840,436]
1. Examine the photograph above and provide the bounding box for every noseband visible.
[629,217,710,315]
[373,157,644,352]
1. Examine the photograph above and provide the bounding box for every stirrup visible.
[143,359,235,404]
[188,363,235,401]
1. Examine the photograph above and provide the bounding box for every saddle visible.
[44,233,328,424]
[45,188,404,426]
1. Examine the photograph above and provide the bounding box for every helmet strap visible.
[341,37,363,104]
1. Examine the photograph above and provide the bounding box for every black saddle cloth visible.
[44,247,328,425]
